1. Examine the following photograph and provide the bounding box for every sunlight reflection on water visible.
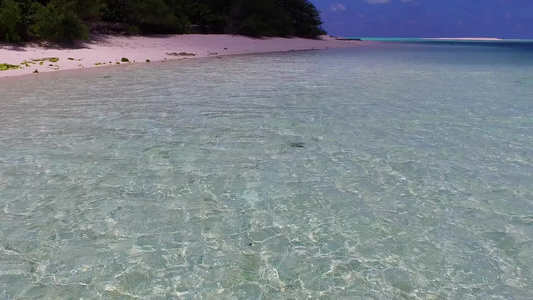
[0,44,532,299]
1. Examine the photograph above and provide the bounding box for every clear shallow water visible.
[0,43,532,299]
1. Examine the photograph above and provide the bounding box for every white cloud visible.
[364,0,391,4]
[330,3,347,12]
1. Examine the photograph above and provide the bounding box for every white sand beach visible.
[0,34,366,78]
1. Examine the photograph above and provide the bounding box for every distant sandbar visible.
[425,37,504,41]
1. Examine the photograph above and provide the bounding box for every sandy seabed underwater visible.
[1,41,532,299]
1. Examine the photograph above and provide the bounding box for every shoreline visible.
[0,34,366,79]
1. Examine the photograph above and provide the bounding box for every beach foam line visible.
[0,34,367,79]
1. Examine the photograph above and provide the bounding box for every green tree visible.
[164,0,191,32]
[31,0,89,42]
[0,0,23,42]
[0,0,326,43]
[229,0,292,37]
[133,0,186,33]
[75,0,106,21]
[102,0,131,23]
[283,0,326,38]
[103,0,189,34]
[227,0,325,38]
[184,0,230,33]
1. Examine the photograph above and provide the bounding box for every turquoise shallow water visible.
[1,42,532,299]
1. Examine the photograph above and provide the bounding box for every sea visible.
[0,39,532,299]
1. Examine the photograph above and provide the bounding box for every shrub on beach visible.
[31,0,89,42]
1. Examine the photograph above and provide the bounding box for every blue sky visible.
[312,0,533,38]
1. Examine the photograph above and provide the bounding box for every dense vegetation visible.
[0,0,326,43]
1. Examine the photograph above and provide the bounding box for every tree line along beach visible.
[0,0,369,78]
